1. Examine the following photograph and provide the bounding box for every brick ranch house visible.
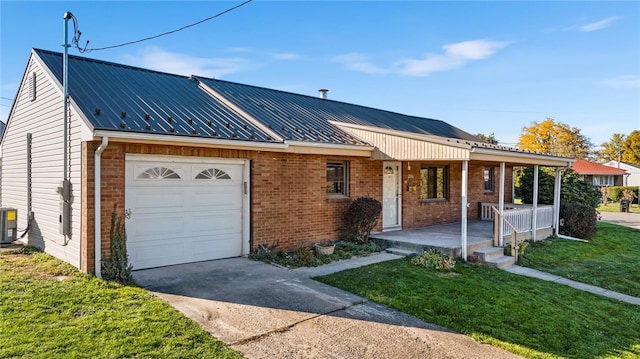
[0,49,573,275]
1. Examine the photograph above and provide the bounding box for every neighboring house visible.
[0,49,573,274]
[604,161,640,187]
[571,159,628,187]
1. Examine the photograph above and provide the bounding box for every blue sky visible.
[1,1,639,147]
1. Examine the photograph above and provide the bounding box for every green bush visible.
[518,168,599,208]
[411,248,456,270]
[559,203,598,239]
[342,197,382,244]
[608,186,639,203]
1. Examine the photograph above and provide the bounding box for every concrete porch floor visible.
[370,220,495,258]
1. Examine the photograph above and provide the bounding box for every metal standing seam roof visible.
[35,49,278,143]
[196,77,482,145]
[34,48,494,149]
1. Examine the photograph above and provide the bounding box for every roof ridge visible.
[192,75,447,124]
[33,48,191,80]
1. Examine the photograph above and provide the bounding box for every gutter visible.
[94,136,109,278]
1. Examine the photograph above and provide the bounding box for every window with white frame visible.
[593,175,614,186]
[326,161,349,196]
[420,165,448,200]
[484,167,495,193]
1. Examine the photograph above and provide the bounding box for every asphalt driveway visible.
[133,254,520,358]
[600,211,640,230]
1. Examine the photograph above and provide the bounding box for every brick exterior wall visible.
[80,140,513,274]
[81,141,382,273]
[401,161,513,228]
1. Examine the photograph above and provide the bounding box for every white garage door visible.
[125,156,249,269]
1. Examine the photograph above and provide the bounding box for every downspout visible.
[94,136,108,278]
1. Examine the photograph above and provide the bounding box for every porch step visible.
[385,247,418,257]
[483,255,516,269]
[473,246,504,262]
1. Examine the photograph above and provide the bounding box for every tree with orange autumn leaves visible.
[517,118,592,159]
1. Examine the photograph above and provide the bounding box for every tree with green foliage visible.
[517,167,599,208]
[517,118,592,159]
[474,132,498,144]
[622,130,640,165]
[596,133,626,162]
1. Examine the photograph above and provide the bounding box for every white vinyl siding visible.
[0,54,85,268]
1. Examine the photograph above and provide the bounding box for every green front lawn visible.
[520,222,640,297]
[0,248,243,358]
[598,201,639,212]
[316,260,640,358]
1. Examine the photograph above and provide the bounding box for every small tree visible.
[600,186,609,205]
[342,197,382,244]
[102,205,132,283]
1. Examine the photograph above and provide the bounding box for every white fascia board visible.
[286,140,374,157]
[470,147,575,167]
[93,130,289,151]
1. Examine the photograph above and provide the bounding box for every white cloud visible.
[123,47,257,78]
[394,39,511,76]
[332,53,390,74]
[601,75,640,89]
[579,16,620,32]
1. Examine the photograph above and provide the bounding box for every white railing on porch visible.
[481,203,554,236]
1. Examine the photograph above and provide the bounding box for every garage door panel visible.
[132,215,185,238]
[129,241,184,269]
[126,158,245,270]
[131,191,185,211]
[191,189,242,209]
[191,212,242,234]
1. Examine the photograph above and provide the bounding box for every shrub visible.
[608,186,639,203]
[101,205,133,283]
[519,168,599,208]
[342,197,382,244]
[411,248,456,270]
[559,203,598,239]
[622,188,638,202]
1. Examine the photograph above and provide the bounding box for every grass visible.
[0,247,244,359]
[519,221,640,297]
[597,201,639,212]
[315,259,640,359]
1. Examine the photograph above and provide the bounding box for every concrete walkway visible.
[504,265,640,305]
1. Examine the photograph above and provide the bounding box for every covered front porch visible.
[334,122,575,263]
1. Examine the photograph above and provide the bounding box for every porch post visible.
[532,165,539,242]
[461,160,469,260]
[553,168,562,236]
[498,162,506,246]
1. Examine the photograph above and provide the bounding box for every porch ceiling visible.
[334,122,574,167]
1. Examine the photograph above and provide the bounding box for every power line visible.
[1,97,14,101]
[85,0,253,52]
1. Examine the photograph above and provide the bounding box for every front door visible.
[382,161,402,230]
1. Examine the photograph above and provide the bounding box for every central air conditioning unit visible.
[0,208,18,245]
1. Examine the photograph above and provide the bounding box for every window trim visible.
[326,160,349,197]
[484,166,495,193]
[419,164,449,201]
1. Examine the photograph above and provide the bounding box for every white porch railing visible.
[481,203,554,236]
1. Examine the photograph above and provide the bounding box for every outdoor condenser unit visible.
[0,208,18,244]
